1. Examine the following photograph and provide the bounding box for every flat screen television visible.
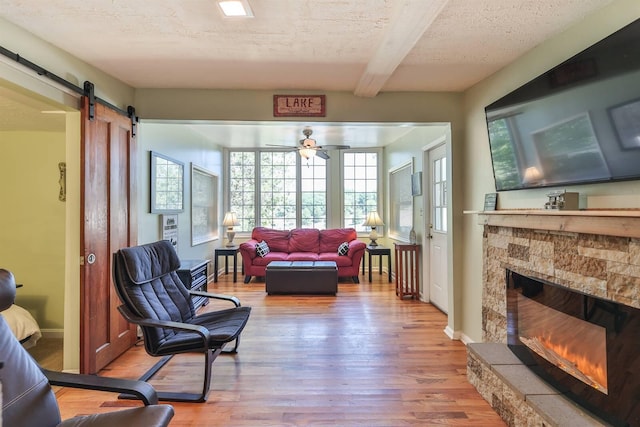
[485,18,640,191]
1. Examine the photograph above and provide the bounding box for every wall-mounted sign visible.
[273,95,326,117]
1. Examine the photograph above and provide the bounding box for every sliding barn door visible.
[80,97,137,374]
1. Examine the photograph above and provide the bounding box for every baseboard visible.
[40,329,64,339]
[443,325,459,340]
[443,326,475,345]
[459,333,475,345]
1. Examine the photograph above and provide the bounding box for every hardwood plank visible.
[55,273,505,426]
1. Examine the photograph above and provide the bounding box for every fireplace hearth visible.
[507,270,639,426]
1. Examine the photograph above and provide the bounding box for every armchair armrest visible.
[43,369,160,405]
[189,290,241,307]
[117,305,210,340]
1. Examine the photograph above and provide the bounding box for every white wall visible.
[460,0,640,342]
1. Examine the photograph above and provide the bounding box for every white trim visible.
[443,325,458,340]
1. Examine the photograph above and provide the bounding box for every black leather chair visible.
[112,240,252,402]
[0,268,174,427]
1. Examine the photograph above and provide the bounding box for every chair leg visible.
[222,336,240,353]
[119,348,222,403]
[352,276,360,283]
[244,275,251,283]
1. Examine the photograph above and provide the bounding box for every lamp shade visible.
[362,211,384,227]
[222,212,239,227]
[299,148,317,159]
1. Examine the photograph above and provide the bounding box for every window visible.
[229,152,256,231]
[300,155,327,228]
[228,150,327,231]
[343,152,378,231]
[260,151,297,229]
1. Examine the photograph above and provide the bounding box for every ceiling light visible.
[218,1,254,17]
[299,148,316,159]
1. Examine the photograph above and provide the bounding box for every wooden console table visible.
[394,243,420,299]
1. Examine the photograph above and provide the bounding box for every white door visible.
[427,144,448,313]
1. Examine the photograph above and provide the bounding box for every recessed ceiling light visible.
[218,1,254,17]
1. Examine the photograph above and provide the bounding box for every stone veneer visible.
[482,224,640,343]
[467,211,640,427]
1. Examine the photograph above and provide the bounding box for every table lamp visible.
[363,211,384,246]
[222,212,239,247]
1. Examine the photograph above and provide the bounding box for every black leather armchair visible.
[112,240,252,402]
[0,268,174,427]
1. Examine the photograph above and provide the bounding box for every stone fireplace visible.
[467,210,640,426]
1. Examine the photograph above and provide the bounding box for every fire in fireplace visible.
[506,269,640,427]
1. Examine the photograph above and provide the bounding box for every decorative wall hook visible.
[58,162,66,202]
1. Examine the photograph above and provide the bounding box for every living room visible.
[1,1,639,425]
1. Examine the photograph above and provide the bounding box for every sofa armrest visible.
[348,240,367,267]
[239,240,259,261]
[348,240,366,253]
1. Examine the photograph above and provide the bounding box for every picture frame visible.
[608,98,640,150]
[161,214,178,251]
[484,193,498,211]
[150,151,184,213]
[191,164,219,246]
[388,160,413,242]
[411,172,422,196]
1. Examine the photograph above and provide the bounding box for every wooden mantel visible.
[464,209,640,239]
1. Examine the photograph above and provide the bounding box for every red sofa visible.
[239,227,366,283]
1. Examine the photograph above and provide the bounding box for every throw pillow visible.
[256,240,270,257]
[338,241,349,256]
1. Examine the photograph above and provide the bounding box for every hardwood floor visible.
[55,272,505,426]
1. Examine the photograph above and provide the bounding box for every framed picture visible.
[388,160,413,242]
[150,151,184,213]
[411,172,422,196]
[608,98,640,150]
[161,214,178,251]
[191,164,219,246]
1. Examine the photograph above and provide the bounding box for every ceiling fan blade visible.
[316,151,330,160]
[266,144,297,150]
[318,145,351,150]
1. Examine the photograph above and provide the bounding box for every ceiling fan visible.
[268,127,350,160]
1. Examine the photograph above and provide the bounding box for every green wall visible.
[460,0,640,342]
[1,0,640,351]
[0,131,66,329]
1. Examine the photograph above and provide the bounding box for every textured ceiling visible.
[0,0,617,143]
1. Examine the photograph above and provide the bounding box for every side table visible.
[177,259,209,310]
[362,245,392,282]
[394,243,420,299]
[214,246,240,283]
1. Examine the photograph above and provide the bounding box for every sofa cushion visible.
[252,227,290,253]
[319,228,357,253]
[256,240,270,257]
[289,228,320,253]
[318,252,353,266]
[337,242,349,256]
[286,252,319,262]
[251,252,288,266]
